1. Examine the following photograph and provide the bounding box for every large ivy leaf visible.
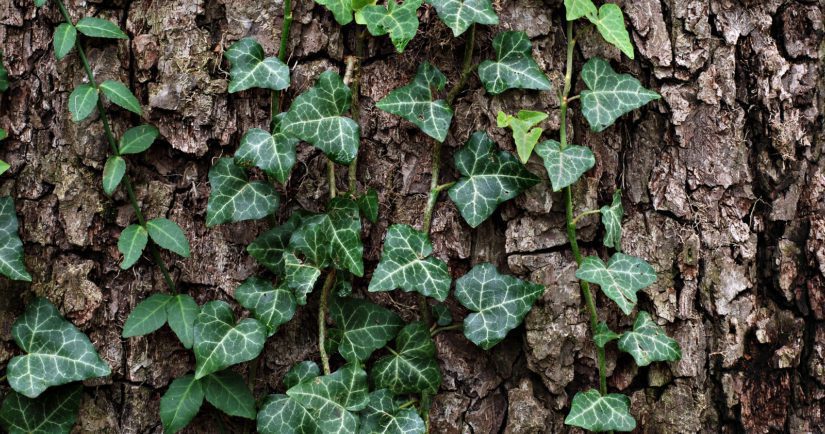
[68,84,98,122]
[286,364,370,434]
[329,297,403,363]
[289,198,364,276]
[235,276,297,336]
[122,293,172,338]
[119,124,159,155]
[202,369,256,419]
[0,197,32,281]
[564,0,597,21]
[283,71,359,164]
[575,252,656,315]
[167,294,199,349]
[497,110,547,163]
[8,298,111,398]
[284,251,322,304]
[371,322,441,395]
[247,212,303,274]
[146,218,190,257]
[359,0,421,52]
[376,62,452,142]
[478,32,552,95]
[589,4,633,59]
[600,190,623,250]
[53,23,77,60]
[358,389,426,434]
[225,38,290,93]
[454,263,544,350]
[206,157,280,226]
[235,117,298,184]
[102,156,125,195]
[193,300,267,379]
[0,385,82,434]
[534,139,595,191]
[75,17,128,39]
[564,390,636,432]
[99,80,142,115]
[617,311,681,366]
[117,224,147,270]
[447,132,540,228]
[258,394,319,434]
[426,0,498,36]
[160,374,204,434]
[580,58,660,132]
[368,224,451,301]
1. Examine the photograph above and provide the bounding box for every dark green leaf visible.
[202,370,256,419]
[426,0,498,36]
[534,139,595,191]
[376,62,452,142]
[160,374,204,434]
[247,213,304,274]
[235,124,298,184]
[580,58,660,132]
[283,361,321,388]
[122,293,172,337]
[576,252,657,315]
[329,297,403,363]
[564,390,636,432]
[371,322,441,395]
[359,0,422,52]
[0,385,82,434]
[146,218,190,257]
[257,394,319,434]
[600,190,623,250]
[119,124,159,154]
[75,17,128,39]
[617,311,681,366]
[235,276,297,336]
[0,197,32,281]
[193,301,267,379]
[284,251,322,305]
[102,155,125,196]
[358,389,426,434]
[286,364,370,434]
[53,23,77,60]
[478,32,552,95]
[432,303,452,326]
[206,157,280,226]
[68,84,98,122]
[225,38,290,93]
[497,110,547,163]
[117,224,147,270]
[166,294,199,349]
[99,80,142,115]
[357,189,379,223]
[289,198,364,276]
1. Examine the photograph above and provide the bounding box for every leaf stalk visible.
[318,269,336,375]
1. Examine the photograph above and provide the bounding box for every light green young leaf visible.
[289,198,364,276]
[247,213,304,274]
[478,31,552,95]
[146,218,190,257]
[454,263,544,350]
[235,123,298,184]
[286,364,370,434]
[206,157,280,226]
[117,224,147,270]
[102,156,125,196]
[368,224,451,301]
[202,370,256,419]
[447,132,540,228]
[600,190,623,250]
[166,294,199,349]
[358,389,426,434]
[617,311,681,366]
[593,322,619,348]
[0,159,9,175]
[68,84,98,122]
[330,297,403,363]
[376,62,452,142]
[371,322,441,395]
[0,197,32,281]
[283,71,359,164]
[160,374,204,434]
[316,0,355,25]
[588,4,634,59]
[426,0,498,36]
[75,17,128,39]
[564,390,636,432]
[53,23,77,60]
[357,189,379,223]
[122,293,172,338]
[497,110,548,163]
[359,0,422,52]
[575,252,657,315]
[0,385,82,434]
[225,38,290,93]
[193,300,267,379]
[284,252,322,305]
[99,80,142,115]
[564,0,597,21]
[8,298,111,398]
[235,276,297,336]
[534,139,595,191]
[580,58,660,132]
[257,394,318,434]
[119,124,159,154]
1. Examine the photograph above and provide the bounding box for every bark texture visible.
[1,0,824,432]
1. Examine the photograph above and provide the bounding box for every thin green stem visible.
[398,398,419,410]
[430,323,463,336]
[572,209,601,226]
[318,269,336,375]
[347,26,367,195]
[446,23,476,106]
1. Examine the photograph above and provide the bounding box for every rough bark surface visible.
[1,0,823,432]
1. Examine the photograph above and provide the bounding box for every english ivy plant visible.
[478,31,552,95]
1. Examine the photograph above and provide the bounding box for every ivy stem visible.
[347,26,367,195]
[571,209,601,226]
[270,0,293,130]
[559,20,607,396]
[398,398,419,409]
[318,269,336,375]
[446,23,476,106]
[430,323,463,336]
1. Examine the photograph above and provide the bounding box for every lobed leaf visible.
[497,110,548,163]
[426,0,498,36]
[68,84,98,122]
[376,62,452,142]
[247,212,304,274]
[359,0,422,52]
[575,252,657,315]
[593,322,619,348]
[478,31,552,95]
[206,158,280,226]
[75,17,128,39]
[284,251,322,305]
[0,197,32,281]
[225,38,290,93]
[371,322,441,395]
[580,58,659,132]
[160,374,204,434]
[202,370,256,419]
[286,364,370,434]
[117,224,147,270]
[235,276,297,336]
[258,394,319,434]
[99,80,142,115]
[617,311,681,366]
[193,300,267,379]
[600,190,623,250]
[146,218,190,257]
[102,156,125,196]
[534,139,595,191]
[289,198,364,276]
[122,293,172,338]
[119,124,159,154]
[166,294,199,348]
[235,121,298,184]
[53,23,77,60]
[564,390,636,432]
[358,389,426,434]
[589,4,633,59]
[329,297,404,363]
[0,385,82,434]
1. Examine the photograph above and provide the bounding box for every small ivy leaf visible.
[564,390,636,432]
[588,4,634,59]
[330,297,404,363]
[376,62,453,142]
[166,294,199,349]
[202,370,257,420]
[454,263,544,350]
[426,0,498,36]
[283,361,321,389]
[193,300,267,379]
[336,279,353,298]
[478,32,552,95]
[119,124,159,154]
[575,252,657,315]
[593,322,619,348]
[257,394,318,434]
[371,322,441,395]
[117,224,147,270]
[448,132,540,228]
[358,389,426,434]
[534,139,595,191]
[0,56,8,92]
[146,218,191,257]
[225,38,290,93]
[284,251,321,305]
[564,0,597,21]
[497,110,548,163]
[235,126,298,184]
[160,374,204,434]
[206,158,280,226]
[432,303,452,326]
[68,84,98,122]
[99,80,142,115]
[102,156,125,196]
[0,197,32,281]
[53,23,77,60]
[283,71,359,164]
[600,190,623,250]
[368,224,451,301]
[580,58,660,132]
[235,276,297,336]
[316,0,355,25]
[0,159,9,175]
[617,311,681,366]
[247,213,304,274]
[357,188,379,223]
[75,17,128,39]
[8,298,111,398]
[289,198,364,277]
[122,293,172,338]
[0,385,83,434]
[359,0,422,52]
[286,364,370,434]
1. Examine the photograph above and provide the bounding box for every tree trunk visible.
[1,0,823,432]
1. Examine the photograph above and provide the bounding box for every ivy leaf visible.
[575,252,657,315]
[235,120,298,184]
[284,361,321,388]
[359,0,422,52]
[316,0,355,25]
[357,189,379,223]
[564,390,636,432]
[376,62,452,142]
[426,0,498,36]
[99,80,142,115]
[53,23,77,60]
[0,385,83,434]
[202,370,256,419]
[368,224,451,301]
[580,58,660,132]
[534,139,595,191]
[0,159,9,175]
[283,71,359,164]
[478,32,552,95]
[146,218,190,257]
[432,303,452,326]
[119,124,159,155]
[497,110,548,163]
[166,294,199,349]
[247,213,303,274]
[588,4,634,59]
[454,263,544,350]
[564,0,597,21]
[617,311,681,366]
[160,374,204,434]
[68,84,98,122]
[593,322,619,348]
[329,297,404,363]
[358,389,426,434]
[0,197,32,281]
[447,132,540,228]
[206,158,280,226]
[225,38,290,93]
[284,252,322,305]
[193,301,267,379]
[117,224,147,270]
[235,277,297,336]
[371,322,441,395]
[8,298,111,398]
[122,293,172,338]
[75,17,128,39]
[600,190,623,250]
[257,394,318,434]
[289,198,364,277]
[286,364,370,434]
